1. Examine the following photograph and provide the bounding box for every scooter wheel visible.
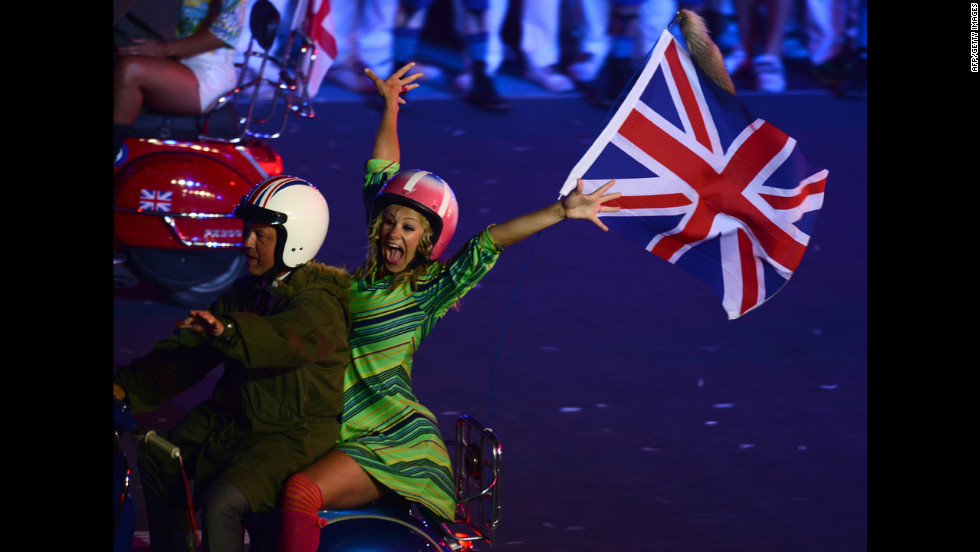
[126,247,246,307]
[165,254,246,306]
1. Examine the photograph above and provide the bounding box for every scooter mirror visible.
[249,0,280,51]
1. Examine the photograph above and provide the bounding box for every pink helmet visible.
[372,170,459,260]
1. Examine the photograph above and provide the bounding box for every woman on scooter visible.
[274,63,621,552]
[113,0,247,160]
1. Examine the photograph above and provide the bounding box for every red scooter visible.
[114,0,316,306]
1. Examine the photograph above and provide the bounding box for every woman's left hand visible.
[562,178,621,231]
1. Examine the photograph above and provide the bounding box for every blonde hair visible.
[353,204,436,292]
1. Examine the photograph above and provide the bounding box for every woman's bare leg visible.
[297,449,388,509]
[276,450,389,552]
[113,56,202,125]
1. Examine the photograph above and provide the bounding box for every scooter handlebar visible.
[114,398,181,460]
[143,430,181,460]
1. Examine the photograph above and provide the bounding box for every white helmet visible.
[233,175,329,269]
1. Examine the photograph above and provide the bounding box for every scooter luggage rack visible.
[446,415,502,551]
[200,3,316,143]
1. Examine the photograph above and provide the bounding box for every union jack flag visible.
[562,30,828,319]
[139,189,172,212]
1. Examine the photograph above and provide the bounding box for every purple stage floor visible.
[114,58,867,551]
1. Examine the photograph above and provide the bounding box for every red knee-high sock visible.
[276,473,327,552]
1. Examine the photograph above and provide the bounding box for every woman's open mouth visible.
[384,243,404,266]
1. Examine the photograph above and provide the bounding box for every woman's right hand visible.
[364,62,423,106]
[116,37,169,58]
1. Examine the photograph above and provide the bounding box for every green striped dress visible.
[335,159,503,521]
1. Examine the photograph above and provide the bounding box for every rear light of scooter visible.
[453,533,474,550]
[242,140,284,178]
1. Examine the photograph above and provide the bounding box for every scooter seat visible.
[129,101,240,142]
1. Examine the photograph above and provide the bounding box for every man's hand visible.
[175,310,225,337]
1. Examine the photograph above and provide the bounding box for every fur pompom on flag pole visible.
[675,9,736,95]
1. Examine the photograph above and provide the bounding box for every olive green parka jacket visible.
[114,261,352,511]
